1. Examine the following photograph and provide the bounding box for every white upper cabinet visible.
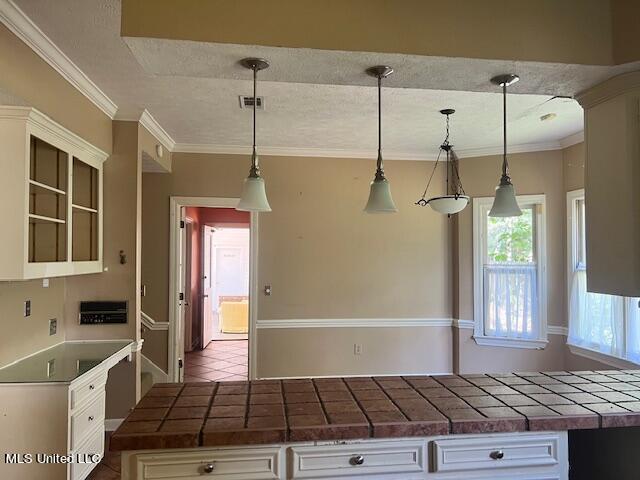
[0,106,107,280]
[576,71,640,297]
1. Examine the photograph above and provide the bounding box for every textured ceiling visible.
[11,0,597,159]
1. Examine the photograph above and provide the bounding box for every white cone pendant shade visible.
[427,195,470,215]
[237,57,271,213]
[364,177,398,213]
[364,65,397,214]
[489,181,521,217]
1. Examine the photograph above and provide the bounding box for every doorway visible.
[169,197,257,383]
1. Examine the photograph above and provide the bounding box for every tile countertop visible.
[110,371,640,451]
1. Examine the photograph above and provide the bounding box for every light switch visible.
[49,319,57,336]
[264,285,272,296]
[24,300,31,317]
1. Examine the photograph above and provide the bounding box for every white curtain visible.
[626,298,640,363]
[568,269,624,357]
[484,264,538,339]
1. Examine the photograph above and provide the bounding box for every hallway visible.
[184,340,248,382]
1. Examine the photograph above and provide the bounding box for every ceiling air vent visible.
[239,96,265,110]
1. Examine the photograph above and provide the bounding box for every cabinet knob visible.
[89,384,95,390]
[203,463,215,473]
[88,416,94,422]
[350,455,365,466]
[490,450,504,460]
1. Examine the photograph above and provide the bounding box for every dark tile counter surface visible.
[110,371,640,451]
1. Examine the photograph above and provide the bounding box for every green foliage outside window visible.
[487,208,534,263]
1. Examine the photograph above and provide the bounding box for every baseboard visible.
[105,418,124,431]
[141,354,169,383]
[258,372,454,380]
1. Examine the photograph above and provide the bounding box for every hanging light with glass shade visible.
[488,73,522,217]
[415,109,469,215]
[236,57,272,212]
[363,65,398,213]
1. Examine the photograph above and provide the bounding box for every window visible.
[473,195,547,348]
[567,190,640,364]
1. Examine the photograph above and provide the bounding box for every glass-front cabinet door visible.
[72,157,100,262]
[28,136,68,263]
[0,106,107,280]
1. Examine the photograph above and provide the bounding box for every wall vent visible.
[239,96,265,110]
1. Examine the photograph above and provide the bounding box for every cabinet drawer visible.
[71,426,104,480]
[70,370,107,410]
[135,447,281,479]
[431,433,560,473]
[289,440,426,478]
[71,393,105,450]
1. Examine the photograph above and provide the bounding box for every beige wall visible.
[0,25,112,153]
[122,0,614,65]
[0,279,65,367]
[142,153,451,375]
[563,142,585,193]
[257,326,452,378]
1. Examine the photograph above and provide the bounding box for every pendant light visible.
[415,109,469,215]
[489,74,522,217]
[364,65,397,213]
[236,58,271,212]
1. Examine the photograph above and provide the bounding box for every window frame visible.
[566,188,640,366]
[472,194,548,349]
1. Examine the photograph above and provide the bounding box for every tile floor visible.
[184,340,248,382]
[87,435,120,479]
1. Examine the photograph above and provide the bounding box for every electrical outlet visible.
[24,300,31,317]
[49,319,57,336]
[42,278,49,288]
[264,285,272,296]
[354,343,363,355]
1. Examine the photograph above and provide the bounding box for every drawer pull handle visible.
[89,384,95,390]
[490,450,504,460]
[88,416,94,422]
[350,455,365,466]
[203,463,215,473]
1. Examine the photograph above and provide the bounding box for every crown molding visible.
[139,109,176,152]
[0,0,118,118]
[558,131,584,149]
[575,70,640,108]
[173,140,568,161]
[256,318,454,329]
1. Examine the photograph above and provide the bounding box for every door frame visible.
[168,196,258,382]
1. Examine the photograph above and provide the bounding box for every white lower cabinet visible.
[289,440,426,479]
[121,431,568,480]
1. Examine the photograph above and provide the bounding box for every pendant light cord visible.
[375,74,385,179]
[501,82,509,180]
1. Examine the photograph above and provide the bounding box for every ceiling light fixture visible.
[236,57,271,212]
[489,73,522,218]
[415,109,469,216]
[363,65,397,214]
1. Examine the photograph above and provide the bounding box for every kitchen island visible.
[111,371,640,479]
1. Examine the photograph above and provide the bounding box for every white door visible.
[202,227,214,347]
[176,209,187,382]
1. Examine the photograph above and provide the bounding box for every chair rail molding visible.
[141,311,169,331]
[0,0,118,118]
[548,325,569,336]
[256,318,455,329]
